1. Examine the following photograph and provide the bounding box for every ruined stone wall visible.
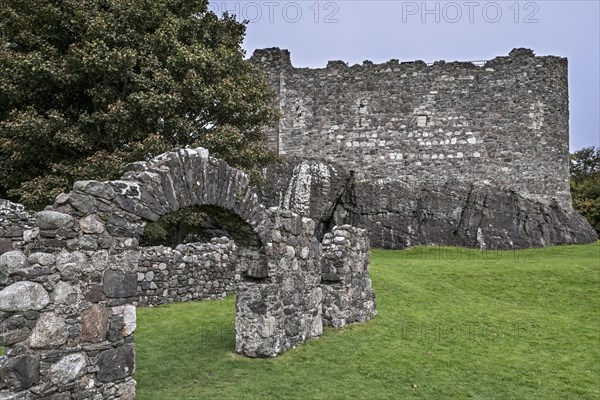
[320,226,376,328]
[252,48,572,209]
[0,209,138,399]
[0,200,36,255]
[137,238,239,306]
[235,209,323,357]
[0,148,372,399]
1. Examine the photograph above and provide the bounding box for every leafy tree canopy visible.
[570,146,600,234]
[0,0,278,210]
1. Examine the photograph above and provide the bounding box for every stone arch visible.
[0,148,325,399]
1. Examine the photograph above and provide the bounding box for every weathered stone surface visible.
[0,200,35,255]
[34,211,74,230]
[254,48,574,208]
[0,282,50,312]
[72,180,116,200]
[121,305,136,337]
[342,180,599,249]
[27,252,55,266]
[79,215,105,234]
[83,284,104,303]
[97,344,135,382]
[253,48,599,249]
[55,250,92,277]
[0,355,39,391]
[80,304,110,343]
[51,281,79,305]
[0,315,31,345]
[259,159,350,239]
[137,239,241,305]
[103,270,137,298]
[49,353,86,384]
[28,313,69,349]
[320,226,376,327]
[0,251,27,275]
[0,390,32,400]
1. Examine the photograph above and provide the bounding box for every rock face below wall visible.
[259,158,350,241]
[258,159,598,249]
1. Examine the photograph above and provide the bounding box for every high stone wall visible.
[252,48,598,249]
[251,47,571,209]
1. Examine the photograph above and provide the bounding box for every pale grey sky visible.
[210,0,600,151]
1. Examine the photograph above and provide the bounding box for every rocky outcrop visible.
[259,159,598,249]
[344,179,598,249]
[258,158,350,240]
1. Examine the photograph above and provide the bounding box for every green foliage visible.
[570,147,600,233]
[0,0,278,210]
[135,244,600,399]
[141,206,212,247]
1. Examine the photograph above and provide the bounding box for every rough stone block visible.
[0,250,27,275]
[97,344,135,382]
[49,353,87,385]
[28,312,69,349]
[103,270,137,298]
[34,211,75,230]
[0,282,50,312]
[80,304,110,343]
[0,355,40,391]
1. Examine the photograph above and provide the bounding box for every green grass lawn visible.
[135,242,600,400]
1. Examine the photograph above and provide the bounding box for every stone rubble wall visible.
[0,200,37,255]
[235,209,323,358]
[0,210,137,400]
[252,48,572,210]
[0,147,376,399]
[137,238,239,306]
[320,226,376,328]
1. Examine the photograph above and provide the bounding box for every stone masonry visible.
[0,147,376,399]
[137,238,238,306]
[252,48,598,248]
[320,226,376,328]
[0,200,36,256]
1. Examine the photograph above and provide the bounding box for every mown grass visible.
[135,242,600,399]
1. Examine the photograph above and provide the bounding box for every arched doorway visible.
[0,148,324,398]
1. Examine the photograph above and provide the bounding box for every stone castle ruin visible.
[0,148,376,399]
[1,47,598,399]
[251,47,598,249]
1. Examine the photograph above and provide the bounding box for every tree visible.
[0,0,278,210]
[570,146,600,234]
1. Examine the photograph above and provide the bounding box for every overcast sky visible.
[209,0,600,151]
